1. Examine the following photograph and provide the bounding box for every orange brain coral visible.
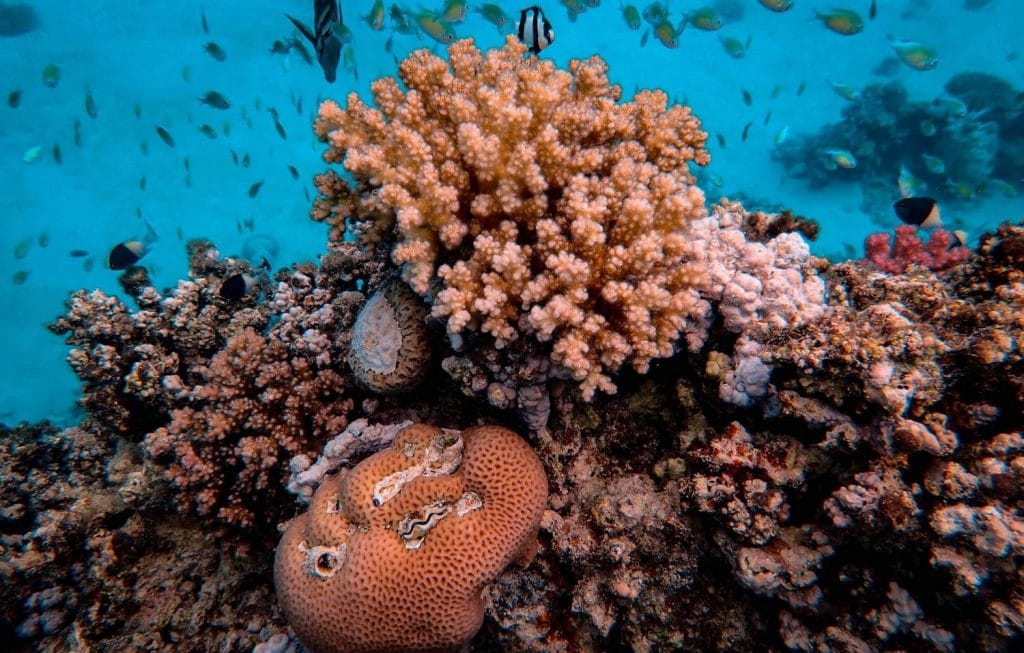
[274,423,548,653]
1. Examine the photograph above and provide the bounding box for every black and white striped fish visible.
[517,6,554,54]
[286,0,344,82]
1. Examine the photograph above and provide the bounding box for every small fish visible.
[983,179,1017,197]
[652,20,680,48]
[365,0,386,29]
[741,122,752,141]
[7,90,21,107]
[140,141,149,155]
[441,0,468,23]
[741,88,752,106]
[763,110,772,125]
[869,0,877,20]
[14,239,30,258]
[242,153,251,168]
[774,125,789,146]
[415,10,456,44]
[155,125,176,147]
[621,3,641,30]
[770,84,782,99]
[83,256,95,272]
[270,39,291,55]
[108,221,158,270]
[133,103,142,119]
[286,0,344,82]
[199,124,217,139]
[893,196,941,228]
[69,249,89,258]
[176,226,184,240]
[921,153,945,175]
[85,91,97,119]
[201,9,209,33]
[139,175,147,190]
[42,64,59,88]
[561,0,586,23]
[686,7,722,30]
[716,133,726,148]
[757,0,792,11]
[890,38,938,71]
[182,65,191,82]
[946,179,976,200]
[231,150,239,165]
[828,80,860,101]
[223,121,231,136]
[823,148,856,170]
[796,80,806,96]
[219,273,258,301]
[203,42,227,61]
[919,119,937,136]
[719,35,749,58]
[183,157,190,173]
[342,45,358,79]
[73,119,82,146]
[476,4,509,31]
[709,174,723,187]
[199,90,231,109]
[518,6,555,54]
[248,180,264,197]
[815,9,864,35]
[23,145,42,163]
[288,164,299,179]
[897,165,926,198]
[390,5,416,34]
[932,95,967,118]
[38,231,49,247]
[52,143,62,164]
[640,27,649,46]
[642,1,668,25]
[12,271,29,285]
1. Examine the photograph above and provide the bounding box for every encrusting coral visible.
[313,35,711,400]
[274,423,548,653]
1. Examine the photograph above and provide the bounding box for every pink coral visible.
[863,225,969,274]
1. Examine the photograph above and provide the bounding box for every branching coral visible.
[313,36,711,400]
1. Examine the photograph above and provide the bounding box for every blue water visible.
[1,0,1021,425]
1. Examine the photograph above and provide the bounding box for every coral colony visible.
[4,36,1024,653]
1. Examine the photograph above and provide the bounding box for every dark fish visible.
[73,119,82,147]
[203,42,227,61]
[140,141,149,155]
[763,110,772,125]
[231,149,239,165]
[893,196,942,229]
[108,241,147,269]
[176,226,184,240]
[155,125,175,147]
[797,80,806,95]
[199,124,217,139]
[52,144,62,164]
[85,90,97,119]
[270,39,291,55]
[286,0,343,82]
[296,97,303,115]
[133,103,142,119]
[199,90,230,109]
[741,89,752,106]
[201,10,210,34]
[517,6,555,55]
[7,90,20,108]
[288,164,299,179]
[741,121,752,141]
[716,133,726,148]
[14,239,30,258]
[242,153,250,168]
[274,119,287,139]
[248,180,264,197]
[69,249,89,258]
[139,175,146,190]
[869,0,876,20]
[38,231,49,247]
[12,270,29,285]
[268,105,279,120]
[183,157,190,173]
[219,273,257,300]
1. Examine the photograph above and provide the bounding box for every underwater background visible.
[1,0,1022,426]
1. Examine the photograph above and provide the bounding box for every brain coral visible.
[313,36,711,399]
[274,423,548,652]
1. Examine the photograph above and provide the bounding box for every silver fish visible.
[286,0,343,83]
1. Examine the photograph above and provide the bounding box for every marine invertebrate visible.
[274,423,547,652]
[313,35,711,399]
[864,225,970,274]
[347,277,430,394]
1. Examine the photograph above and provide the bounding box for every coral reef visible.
[863,224,970,274]
[274,423,547,652]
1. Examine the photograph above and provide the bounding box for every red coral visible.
[863,225,969,274]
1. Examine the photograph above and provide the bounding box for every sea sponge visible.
[274,423,548,653]
[347,278,431,393]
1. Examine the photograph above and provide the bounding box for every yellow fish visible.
[441,0,467,23]
[687,7,722,30]
[415,11,456,44]
[364,0,385,30]
[719,35,750,58]
[653,20,680,48]
[828,80,860,101]
[890,38,938,70]
[815,9,864,35]
[757,0,793,11]
[823,148,856,169]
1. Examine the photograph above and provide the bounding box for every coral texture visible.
[313,36,711,400]
[348,277,431,393]
[274,423,548,653]
[863,224,970,274]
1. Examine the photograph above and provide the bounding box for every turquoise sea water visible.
[1,0,1021,425]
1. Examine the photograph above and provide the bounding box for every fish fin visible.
[285,14,316,45]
